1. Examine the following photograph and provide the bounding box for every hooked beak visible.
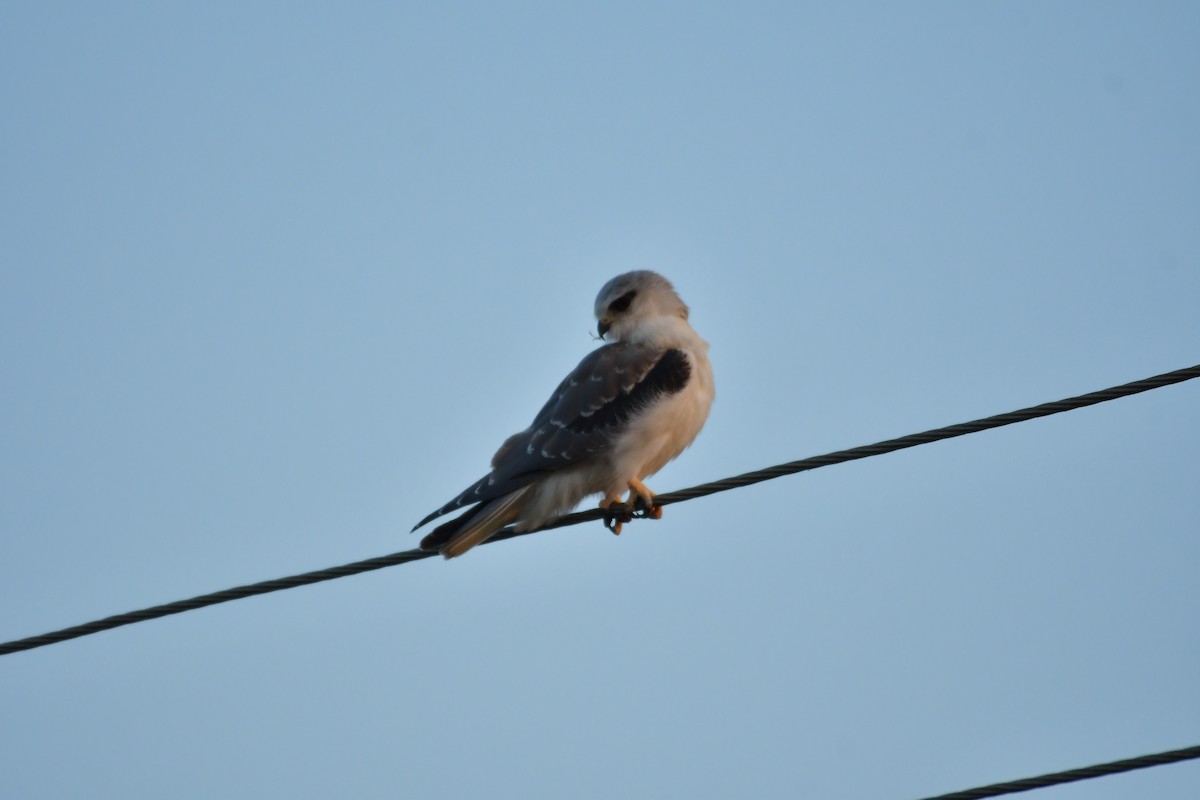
[597,318,612,339]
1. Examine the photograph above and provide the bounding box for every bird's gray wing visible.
[412,343,691,530]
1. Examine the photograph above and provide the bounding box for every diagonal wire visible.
[2,363,1197,656]
[517,362,1200,529]
[913,743,1200,800]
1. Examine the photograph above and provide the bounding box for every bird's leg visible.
[627,479,662,520]
[599,493,633,535]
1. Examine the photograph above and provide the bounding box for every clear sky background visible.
[2,3,1198,798]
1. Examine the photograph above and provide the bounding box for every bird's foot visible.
[627,479,663,520]
[599,494,633,535]
[600,482,663,534]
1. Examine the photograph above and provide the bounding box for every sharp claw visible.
[603,507,634,534]
[600,496,633,535]
[600,484,663,535]
[627,484,662,521]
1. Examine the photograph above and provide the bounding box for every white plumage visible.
[414,271,713,558]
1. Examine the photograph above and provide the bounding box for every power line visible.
[515,361,1200,530]
[914,743,1200,799]
[2,363,1197,657]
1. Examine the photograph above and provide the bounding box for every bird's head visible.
[594,271,690,343]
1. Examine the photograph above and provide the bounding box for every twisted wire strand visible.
[914,743,1200,800]
[2,363,1197,657]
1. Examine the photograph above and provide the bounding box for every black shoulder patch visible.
[646,348,692,395]
[569,349,691,434]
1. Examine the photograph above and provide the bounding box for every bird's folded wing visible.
[412,343,690,530]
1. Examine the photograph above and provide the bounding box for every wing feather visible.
[412,344,691,531]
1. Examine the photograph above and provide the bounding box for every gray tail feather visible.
[418,488,530,558]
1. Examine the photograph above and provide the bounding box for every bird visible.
[413,270,714,558]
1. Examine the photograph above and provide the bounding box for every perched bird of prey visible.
[413,270,714,558]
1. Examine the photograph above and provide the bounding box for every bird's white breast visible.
[609,319,714,489]
[516,314,714,529]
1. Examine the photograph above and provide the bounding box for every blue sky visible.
[2,3,1198,798]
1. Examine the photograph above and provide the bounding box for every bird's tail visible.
[419,488,530,558]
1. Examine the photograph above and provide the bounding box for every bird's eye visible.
[608,290,636,314]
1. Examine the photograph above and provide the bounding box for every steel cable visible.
[2,363,1197,656]
[913,743,1200,799]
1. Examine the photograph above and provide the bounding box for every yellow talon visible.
[599,482,663,534]
[627,479,662,519]
[599,494,632,535]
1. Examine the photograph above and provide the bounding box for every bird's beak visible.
[597,318,612,339]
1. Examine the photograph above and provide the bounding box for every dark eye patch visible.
[608,290,637,314]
